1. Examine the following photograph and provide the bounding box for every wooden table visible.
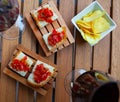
[1,0,120,102]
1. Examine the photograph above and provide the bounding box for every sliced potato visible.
[76,10,110,45]
[83,10,105,22]
[92,17,110,34]
[84,33,101,45]
[76,20,92,29]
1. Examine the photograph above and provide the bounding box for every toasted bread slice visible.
[43,27,67,52]
[8,51,34,77]
[27,60,55,87]
[30,4,58,29]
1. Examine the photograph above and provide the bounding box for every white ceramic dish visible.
[71,1,117,46]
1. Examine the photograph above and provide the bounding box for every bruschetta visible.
[43,27,67,52]
[8,51,34,77]
[30,4,58,29]
[27,60,55,87]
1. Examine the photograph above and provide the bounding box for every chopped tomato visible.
[11,56,30,72]
[59,31,65,38]
[48,29,65,46]
[37,8,53,23]
[33,64,51,83]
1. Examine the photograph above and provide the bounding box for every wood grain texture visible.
[111,0,120,79]
[73,1,93,101]
[3,68,48,95]
[18,0,37,102]
[75,0,92,70]
[36,1,56,102]
[25,0,75,56]
[93,0,111,72]
[111,1,120,102]
[1,0,120,102]
[1,26,19,102]
[55,0,74,102]
[3,44,58,96]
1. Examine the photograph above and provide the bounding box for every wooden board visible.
[3,44,58,96]
[25,0,75,56]
[1,26,19,102]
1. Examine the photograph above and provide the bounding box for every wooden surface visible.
[3,44,58,96]
[25,0,74,56]
[0,0,120,102]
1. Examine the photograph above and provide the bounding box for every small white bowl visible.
[71,1,117,46]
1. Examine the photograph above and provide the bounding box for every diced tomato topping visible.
[37,8,53,23]
[33,64,51,83]
[11,56,30,72]
[48,29,65,46]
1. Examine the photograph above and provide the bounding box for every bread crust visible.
[27,73,53,87]
[27,60,56,87]
[43,27,67,52]
[8,51,35,77]
[30,9,42,29]
[30,4,58,29]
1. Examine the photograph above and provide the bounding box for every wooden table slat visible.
[55,0,74,102]
[93,0,111,72]
[1,26,19,102]
[18,0,37,102]
[1,0,120,102]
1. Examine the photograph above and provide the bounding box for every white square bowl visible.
[71,1,117,46]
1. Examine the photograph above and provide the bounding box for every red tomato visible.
[48,29,65,46]
[11,56,30,72]
[37,8,53,23]
[33,63,51,83]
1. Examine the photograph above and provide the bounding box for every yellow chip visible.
[76,20,92,29]
[76,10,110,45]
[83,10,105,22]
[82,27,93,34]
[92,17,110,34]
[83,11,93,18]
[84,33,101,45]
[80,29,86,40]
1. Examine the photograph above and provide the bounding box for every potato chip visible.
[76,20,91,29]
[92,17,110,34]
[79,29,86,40]
[84,33,101,45]
[76,10,110,45]
[82,27,93,34]
[83,10,105,22]
[83,11,93,18]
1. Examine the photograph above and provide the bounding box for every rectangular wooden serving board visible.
[25,0,75,56]
[3,44,58,96]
